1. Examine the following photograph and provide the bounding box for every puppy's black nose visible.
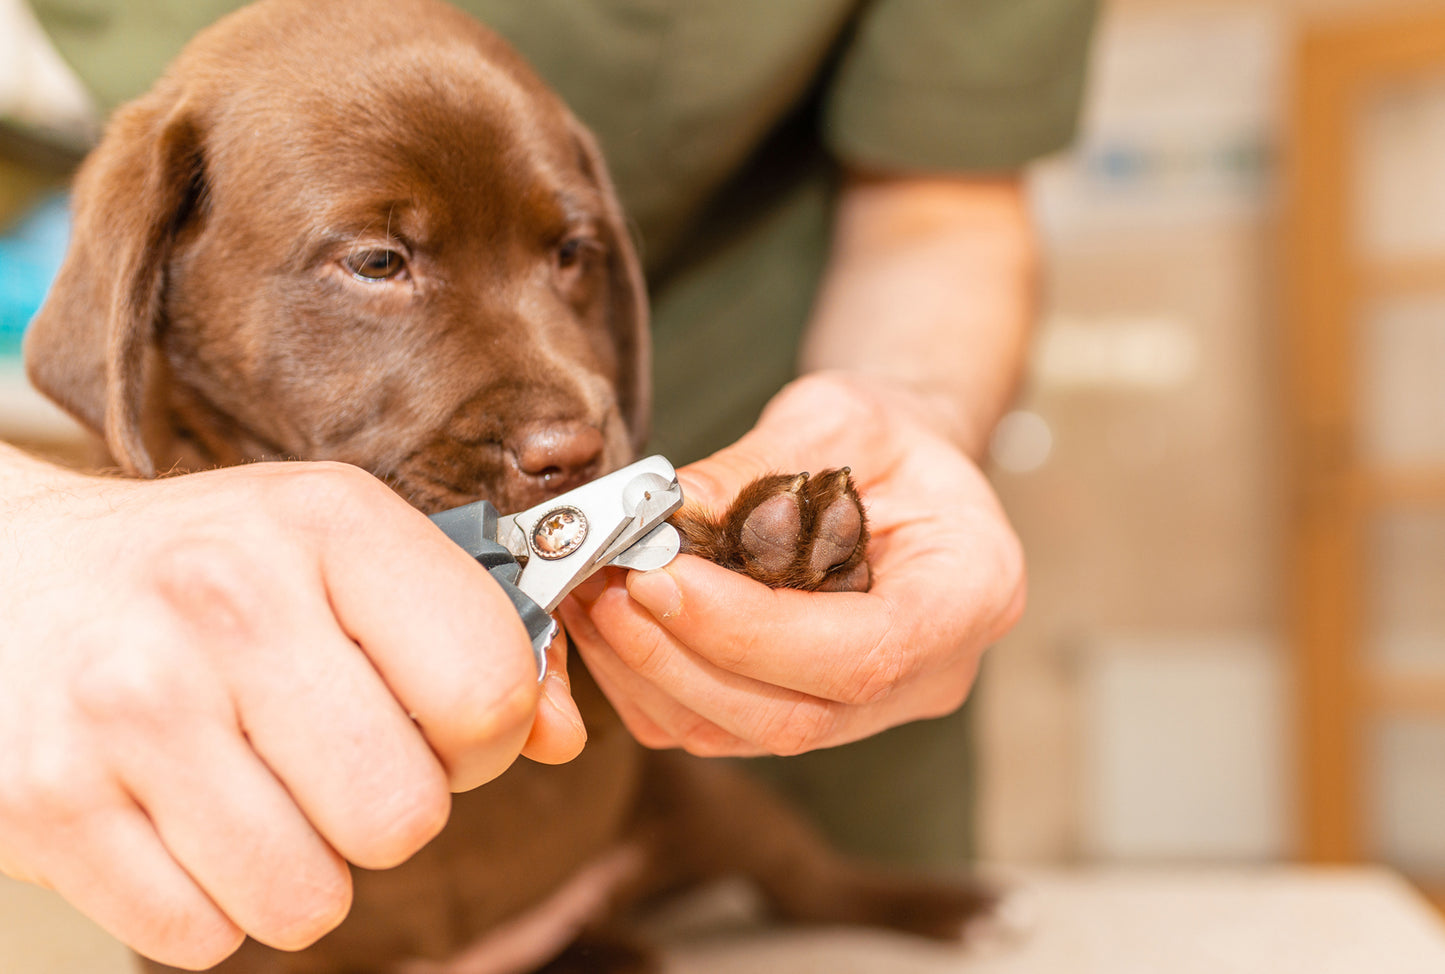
[509,422,604,492]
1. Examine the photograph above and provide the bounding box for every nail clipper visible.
[427,455,685,680]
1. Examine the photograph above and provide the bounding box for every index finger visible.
[295,466,542,791]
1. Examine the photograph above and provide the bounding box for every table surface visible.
[4,866,1444,973]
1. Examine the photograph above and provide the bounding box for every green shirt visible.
[35,0,1095,459]
[34,0,1097,862]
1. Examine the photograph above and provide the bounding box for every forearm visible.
[798,173,1037,459]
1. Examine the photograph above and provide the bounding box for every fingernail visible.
[628,567,682,620]
[543,673,587,739]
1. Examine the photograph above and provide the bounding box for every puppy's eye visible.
[557,237,583,269]
[345,249,406,281]
[556,236,599,271]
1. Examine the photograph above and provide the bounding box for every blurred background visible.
[1,0,1443,919]
[980,0,1445,916]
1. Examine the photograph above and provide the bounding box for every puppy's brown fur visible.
[27,1,986,971]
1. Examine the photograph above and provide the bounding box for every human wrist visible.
[874,375,995,459]
[786,369,991,460]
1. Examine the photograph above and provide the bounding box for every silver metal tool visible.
[428,455,685,680]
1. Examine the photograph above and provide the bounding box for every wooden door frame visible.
[1286,6,1445,908]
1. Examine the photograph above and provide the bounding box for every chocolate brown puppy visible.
[27,1,987,970]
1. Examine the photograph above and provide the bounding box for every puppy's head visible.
[27,0,648,513]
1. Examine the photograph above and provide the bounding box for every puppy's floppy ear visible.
[570,118,651,454]
[26,84,204,478]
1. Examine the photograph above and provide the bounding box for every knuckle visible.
[835,638,908,706]
[0,739,89,827]
[282,459,374,495]
[761,699,838,757]
[616,625,677,679]
[256,866,353,950]
[448,676,538,753]
[254,461,384,536]
[146,539,266,641]
[353,775,451,869]
[71,641,191,728]
[677,725,745,758]
[707,633,752,672]
[140,907,244,970]
[427,675,539,794]
[390,782,452,853]
[163,935,245,971]
[286,462,387,518]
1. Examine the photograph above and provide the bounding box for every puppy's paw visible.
[671,469,870,592]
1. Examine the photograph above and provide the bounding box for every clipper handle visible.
[429,500,553,679]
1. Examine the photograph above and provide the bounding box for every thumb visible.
[520,632,587,765]
[677,376,878,512]
[677,440,799,514]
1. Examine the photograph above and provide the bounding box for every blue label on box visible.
[1,194,70,362]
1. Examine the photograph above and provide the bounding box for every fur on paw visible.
[670,468,870,592]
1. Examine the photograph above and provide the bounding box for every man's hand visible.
[563,173,1034,758]
[560,372,1025,756]
[0,452,585,969]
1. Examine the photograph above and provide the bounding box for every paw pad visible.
[738,476,804,574]
[670,468,870,592]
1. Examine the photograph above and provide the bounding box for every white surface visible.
[1080,632,1291,861]
[661,868,1445,974]
[5,867,1444,973]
